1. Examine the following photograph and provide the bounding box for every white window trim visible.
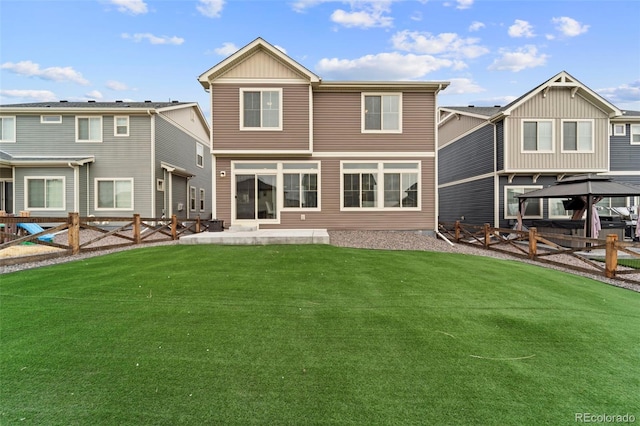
[94,178,134,211]
[631,124,640,145]
[521,119,554,153]
[114,116,129,137]
[281,162,321,211]
[340,160,420,211]
[612,123,626,137]
[0,116,16,143]
[199,188,205,212]
[548,198,572,219]
[41,115,62,124]
[76,116,103,143]
[361,93,403,134]
[196,143,204,168]
[190,186,197,211]
[504,185,543,219]
[560,119,595,153]
[239,88,283,131]
[24,176,66,211]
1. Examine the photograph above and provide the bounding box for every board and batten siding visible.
[438,113,487,148]
[438,123,494,185]
[215,156,436,231]
[313,91,436,153]
[211,84,310,151]
[438,177,494,225]
[160,106,209,144]
[505,89,609,171]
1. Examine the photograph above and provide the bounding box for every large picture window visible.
[562,120,593,152]
[240,88,282,130]
[283,163,318,209]
[505,186,542,219]
[342,162,419,210]
[77,117,102,142]
[522,120,553,152]
[26,177,64,210]
[362,93,401,133]
[96,179,133,210]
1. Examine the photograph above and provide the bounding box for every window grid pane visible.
[364,96,381,130]
[243,92,261,127]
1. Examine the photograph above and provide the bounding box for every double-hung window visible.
[77,116,102,142]
[96,178,133,210]
[0,116,16,142]
[342,162,419,209]
[522,120,553,152]
[114,116,129,136]
[196,143,204,167]
[190,186,197,211]
[199,188,205,211]
[504,186,542,219]
[283,163,319,209]
[612,123,626,136]
[362,93,402,133]
[26,177,64,210]
[562,120,593,152]
[240,88,282,130]
[631,124,640,145]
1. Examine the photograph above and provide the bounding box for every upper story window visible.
[631,124,640,145]
[41,115,62,124]
[240,88,282,130]
[522,120,553,152]
[0,116,16,142]
[76,116,102,142]
[612,123,626,136]
[114,116,129,136]
[196,143,204,168]
[562,120,593,152]
[362,93,402,133]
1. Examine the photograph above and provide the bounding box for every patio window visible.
[549,198,572,219]
[26,177,64,210]
[96,178,133,210]
[505,186,542,219]
[342,162,419,210]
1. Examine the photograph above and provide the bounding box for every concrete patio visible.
[179,228,330,246]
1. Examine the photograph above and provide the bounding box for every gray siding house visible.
[199,38,449,231]
[438,71,639,229]
[0,101,211,220]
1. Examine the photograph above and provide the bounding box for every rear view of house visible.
[199,38,448,231]
[0,101,211,220]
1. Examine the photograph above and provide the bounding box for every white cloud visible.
[508,19,535,38]
[551,16,589,37]
[197,0,225,18]
[0,89,58,102]
[445,78,486,95]
[597,80,640,105]
[85,90,104,100]
[121,33,184,45]
[316,52,455,80]
[274,45,288,54]
[1,60,89,85]
[106,80,130,91]
[391,30,489,59]
[468,21,485,32]
[330,7,393,28]
[488,45,548,72]
[109,0,148,15]
[214,42,239,56]
[444,0,473,9]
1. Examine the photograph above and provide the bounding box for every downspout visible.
[68,162,79,213]
[148,109,156,218]
[433,83,443,233]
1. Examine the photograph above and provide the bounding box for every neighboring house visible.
[198,37,449,231]
[437,71,640,229]
[0,101,212,220]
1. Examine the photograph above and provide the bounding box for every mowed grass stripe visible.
[1,245,638,425]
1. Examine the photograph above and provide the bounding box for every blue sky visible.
[1,0,639,118]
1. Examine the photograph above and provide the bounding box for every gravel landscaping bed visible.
[1,230,638,293]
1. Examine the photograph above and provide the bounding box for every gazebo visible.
[517,174,640,239]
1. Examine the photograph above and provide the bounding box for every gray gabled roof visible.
[0,151,95,166]
[0,101,191,109]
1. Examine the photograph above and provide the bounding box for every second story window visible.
[631,124,640,145]
[196,143,204,167]
[240,88,282,130]
[114,116,129,136]
[76,116,102,142]
[562,120,593,152]
[522,120,553,152]
[362,93,402,133]
[0,116,16,142]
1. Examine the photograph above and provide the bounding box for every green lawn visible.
[1,245,638,425]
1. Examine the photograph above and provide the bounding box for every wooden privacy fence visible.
[438,221,640,284]
[0,213,211,266]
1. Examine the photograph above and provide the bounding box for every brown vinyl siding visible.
[313,91,436,152]
[216,156,436,231]
[211,84,310,151]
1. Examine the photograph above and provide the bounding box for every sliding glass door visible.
[235,174,277,221]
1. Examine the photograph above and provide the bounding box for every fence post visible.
[528,227,537,259]
[605,234,618,279]
[133,214,141,244]
[454,220,460,243]
[171,215,178,240]
[68,212,80,255]
[483,223,491,248]
[196,216,201,233]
